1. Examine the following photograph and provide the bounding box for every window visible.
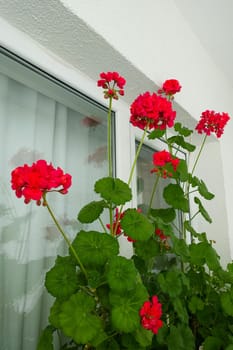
[136,142,171,213]
[0,48,113,350]
[136,139,184,237]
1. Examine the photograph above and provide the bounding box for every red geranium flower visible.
[106,208,123,235]
[195,110,230,138]
[106,208,137,242]
[130,92,176,131]
[140,295,163,334]
[158,79,182,96]
[155,228,167,241]
[151,150,180,178]
[11,159,72,205]
[97,71,126,99]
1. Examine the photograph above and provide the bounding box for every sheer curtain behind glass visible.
[0,56,109,350]
[136,144,170,211]
[136,143,181,236]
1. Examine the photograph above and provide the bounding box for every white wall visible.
[0,0,232,263]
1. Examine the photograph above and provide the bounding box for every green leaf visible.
[71,230,119,267]
[188,295,204,313]
[168,135,196,152]
[77,200,105,223]
[194,197,212,223]
[188,174,199,187]
[163,184,189,212]
[121,209,154,240]
[95,177,132,205]
[189,242,220,270]
[87,269,106,289]
[203,336,222,350]
[173,298,188,323]
[121,333,144,350]
[49,299,63,328]
[228,262,233,273]
[37,325,54,350]
[174,122,193,136]
[226,346,233,350]
[176,158,189,182]
[59,291,103,345]
[158,270,183,297]
[205,244,220,271]
[135,327,153,347]
[110,284,148,333]
[150,207,176,223]
[221,291,233,316]
[45,256,79,299]
[134,237,160,261]
[189,242,206,266]
[167,325,195,350]
[217,268,233,284]
[184,220,208,242]
[172,236,190,261]
[198,180,215,200]
[148,128,166,139]
[106,256,137,292]
[156,323,169,345]
[96,338,120,350]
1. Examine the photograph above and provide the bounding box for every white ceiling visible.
[0,0,232,92]
[174,0,233,87]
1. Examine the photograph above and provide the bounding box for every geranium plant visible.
[10,71,233,350]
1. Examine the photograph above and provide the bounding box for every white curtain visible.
[0,71,108,349]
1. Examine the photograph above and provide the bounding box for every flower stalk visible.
[43,193,88,280]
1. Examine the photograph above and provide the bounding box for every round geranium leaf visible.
[134,237,160,261]
[94,177,132,205]
[120,209,154,241]
[96,338,120,350]
[37,325,54,350]
[45,257,79,299]
[59,291,103,345]
[49,299,63,329]
[71,230,119,267]
[110,284,148,333]
[77,200,106,223]
[150,207,176,223]
[106,256,137,292]
[163,184,189,212]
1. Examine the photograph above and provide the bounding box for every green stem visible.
[43,193,88,280]
[127,126,148,186]
[109,202,114,236]
[147,174,160,216]
[98,216,108,233]
[183,135,207,243]
[107,97,113,178]
[190,210,200,222]
[113,126,148,236]
[191,134,207,176]
[165,129,173,156]
[106,97,114,235]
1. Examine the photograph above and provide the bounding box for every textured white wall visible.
[0,0,232,263]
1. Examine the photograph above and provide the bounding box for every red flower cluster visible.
[106,208,136,242]
[155,228,167,241]
[97,71,126,99]
[11,159,72,205]
[195,109,230,138]
[130,92,176,131]
[158,79,182,97]
[151,150,180,178]
[140,295,163,334]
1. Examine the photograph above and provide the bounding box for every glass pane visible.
[0,51,111,350]
[136,143,171,212]
[136,142,182,237]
